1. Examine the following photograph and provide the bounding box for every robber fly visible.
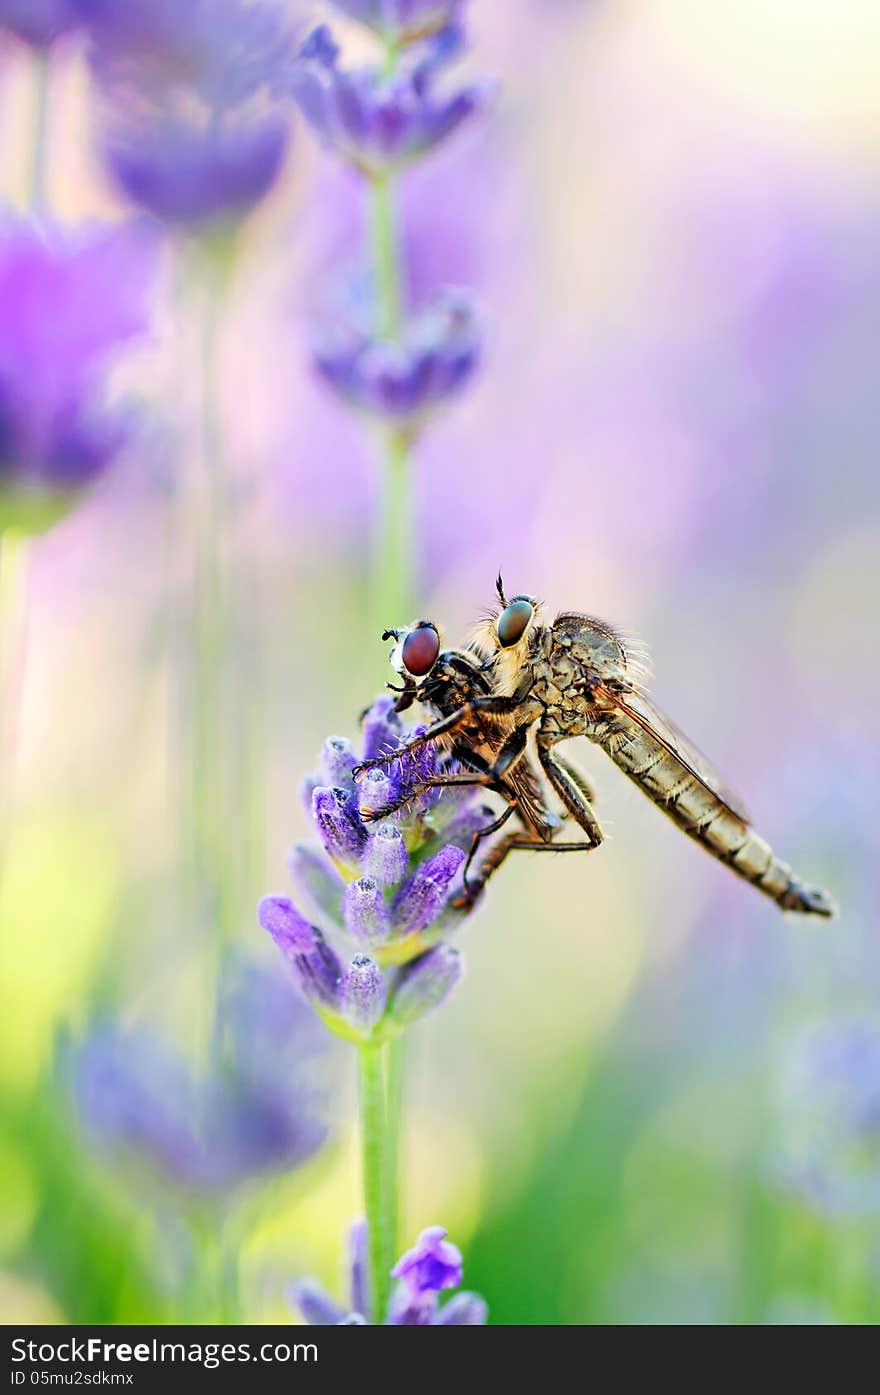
[355,620,598,896]
[360,579,836,918]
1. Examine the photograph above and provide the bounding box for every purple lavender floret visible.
[290,1220,487,1324]
[289,23,489,179]
[259,695,503,1042]
[313,287,481,428]
[328,1,465,47]
[79,0,296,229]
[0,0,81,45]
[0,217,156,533]
[69,961,333,1193]
[774,1017,880,1218]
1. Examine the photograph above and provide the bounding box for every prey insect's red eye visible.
[497,600,533,647]
[401,623,440,676]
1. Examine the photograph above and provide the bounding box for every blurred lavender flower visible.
[328,1,465,47]
[290,1220,487,1324]
[78,0,297,229]
[70,961,332,1193]
[313,286,480,429]
[774,1017,880,1217]
[0,216,156,533]
[290,24,489,179]
[259,694,503,1042]
[0,0,81,46]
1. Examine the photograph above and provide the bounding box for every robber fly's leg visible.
[451,826,600,911]
[536,735,604,848]
[462,800,518,896]
[353,711,471,781]
[359,742,499,822]
[353,694,529,781]
[553,753,598,807]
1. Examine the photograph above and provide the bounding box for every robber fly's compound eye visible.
[401,623,440,676]
[497,599,533,647]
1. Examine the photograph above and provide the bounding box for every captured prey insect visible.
[360,579,836,917]
[354,620,599,899]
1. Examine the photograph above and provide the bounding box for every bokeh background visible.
[1,0,878,1325]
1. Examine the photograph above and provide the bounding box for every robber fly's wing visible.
[598,684,751,822]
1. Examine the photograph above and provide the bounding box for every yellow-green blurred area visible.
[1,0,878,1325]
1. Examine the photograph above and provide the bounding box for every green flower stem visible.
[371,173,403,339]
[385,1033,407,1257]
[358,1040,395,1322]
[29,49,51,212]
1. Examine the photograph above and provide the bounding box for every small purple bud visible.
[349,1219,369,1319]
[438,801,498,852]
[357,766,396,816]
[387,944,462,1027]
[289,1279,345,1326]
[258,896,342,1010]
[312,785,367,865]
[392,845,465,936]
[301,773,320,819]
[435,1291,489,1325]
[344,877,391,947]
[257,895,314,953]
[387,1287,436,1325]
[391,1225,463,1294]
[360,695,402,762]
[363,825,409,887]
[338,955,386,1035]
[320,736,358,788]
[287,843,345,923]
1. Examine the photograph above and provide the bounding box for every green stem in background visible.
[358,1041,394,1322]
[28,49,51,213]
[0,530,30,869]
[181,233,245,995]
[371,174,403,339]
[191,247,229,951]
[369,170,414,633]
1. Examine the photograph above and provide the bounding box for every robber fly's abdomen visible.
[599,719,835,917]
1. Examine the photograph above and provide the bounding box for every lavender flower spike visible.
[329,1,465,47]
[261,695,507,1040]
[290,24,489,179]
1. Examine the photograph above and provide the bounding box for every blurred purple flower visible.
[290,1219,486,1324]
[70,961,333,1193]
[328,1,465,47]
[258,695,500,1041]
[79,0,296,229]
[0,216,156,533]
[290,24,489,178]
[313,286,480,428]
[774,1017,880,1217]
[0,0,81,45]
